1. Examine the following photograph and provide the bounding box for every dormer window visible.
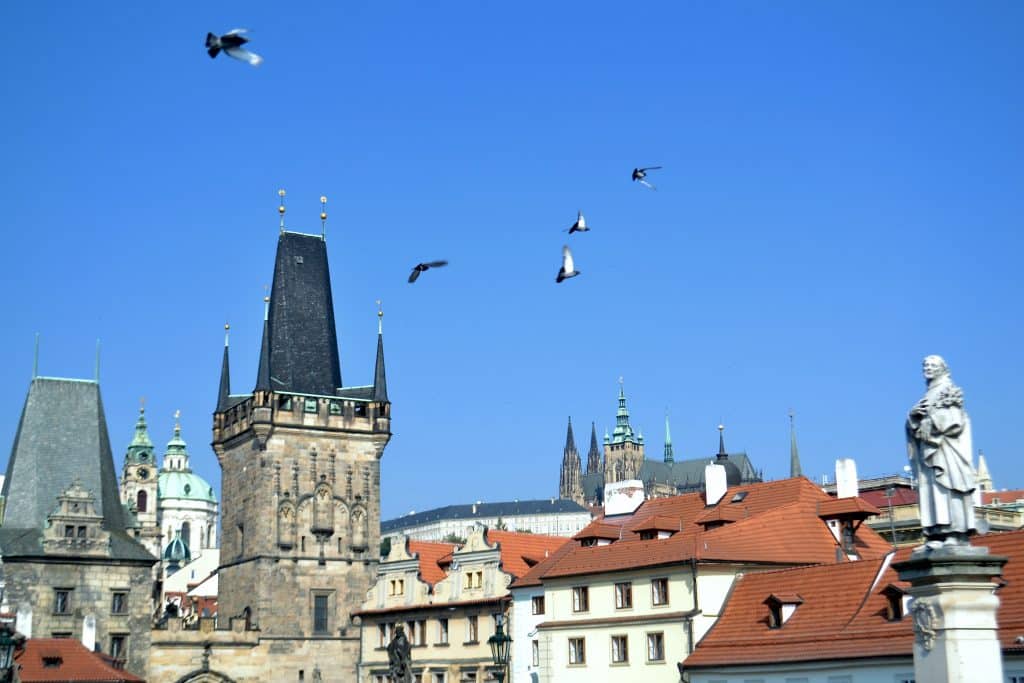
[882,584,908,621]
[730,491,749,503]
[581,538,597,547]
[764,594,803,628]
[638,530,656,541]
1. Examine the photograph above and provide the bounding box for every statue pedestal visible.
[894,546,1007,683]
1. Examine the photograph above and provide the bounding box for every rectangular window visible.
[614,582,633,609]
[416,619,426,645]
[568,637,586,665]
[111,591,127,614]
[466,615,479,642]
[77,526,87,538]
[532,639,540,666]
[438,618,449,644]
[54,589,71,615]
[64,525,74,538]
[379,623,394,648]
[610,634,626,663]
[304,397,318,413]
[51,632,72,639]
[651,578,669,606]
[531,595,545,615]
[572,586,589,612]
[646,632,665,662]
[109,634,127,660]
[433,675,446,683]
[313,594,329,634]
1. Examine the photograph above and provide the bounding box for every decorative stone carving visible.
[906,355,977,547]
[910,598,937,651]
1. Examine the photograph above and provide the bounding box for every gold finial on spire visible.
[278,189,287,232]
[376,299,383,334]
[140,396,146,414]
[320,195,328,240]
[263,285,270,320]
[224,322,230,347]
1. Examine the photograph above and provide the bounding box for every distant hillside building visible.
[0,377,156,678]
[559,382,762,506]
[382,499,592,546]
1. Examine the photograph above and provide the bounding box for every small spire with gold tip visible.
[278,189,286,233]
[320,195,328,240]
[376,299,383,334]
[224,322,230,347]
[263,285,270,321]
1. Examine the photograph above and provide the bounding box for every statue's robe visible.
[906,376,977,539]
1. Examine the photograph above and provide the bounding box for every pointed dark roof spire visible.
[255,294,272,392]
[217,324,231,411]
[373,302,388,402]
[586,422,602,474]
[564,416,577,453]
[254,231,343,395]
[789,410,802,478]
[717,422,727,459]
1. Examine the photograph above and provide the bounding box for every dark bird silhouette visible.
[206,29,263,66]
[556,246,580,283]
[631,166,662,190]
[566,211,590,235]
[408,260,448,283]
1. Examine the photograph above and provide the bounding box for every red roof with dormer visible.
[408,539,458,586]
[486,530,570,579]
[15,639,145,682]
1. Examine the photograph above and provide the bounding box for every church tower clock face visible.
[137,468,149,480]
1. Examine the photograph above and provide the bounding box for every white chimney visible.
[604,480,645,515]
[82,614,96,651]
[835,458,859,498]
[705,463,727,505]
[16,606,32,638]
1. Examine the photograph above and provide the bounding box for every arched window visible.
[136,490,148,513]
[181,521,191,548]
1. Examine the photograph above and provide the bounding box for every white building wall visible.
[159,497,218,552]
[686,658,917,683]
[383,510,591,545]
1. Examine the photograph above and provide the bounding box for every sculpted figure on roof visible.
[906,355,978,547]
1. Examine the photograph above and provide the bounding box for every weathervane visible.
[376,299,383,334]
[278,189,287,233]
[320,195,328,240]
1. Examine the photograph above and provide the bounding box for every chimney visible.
[835,458,859,498]
[705,463,727,505]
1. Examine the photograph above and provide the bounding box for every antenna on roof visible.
[320,195,328,240]
[278,189,287,233]
[33,333,40,378]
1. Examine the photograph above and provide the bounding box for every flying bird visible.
[408,260,448,283]
[206,29,263,66]
[566,211,590,235]
[632,166,662,190]
[556,245,580,283]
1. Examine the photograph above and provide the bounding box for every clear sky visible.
[2,2,1022,520]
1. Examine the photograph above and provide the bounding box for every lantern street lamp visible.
[0,622,26,683]
[487,612,512,683]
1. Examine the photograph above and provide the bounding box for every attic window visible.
[581,538,597,547]
[882,585,907,621]
[294,256,304,264]
[43,656,62,668]
[639,530,656,541]
[764,594,803,628]
[730,491,749,503]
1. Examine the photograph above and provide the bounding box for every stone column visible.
[894,546,1007,683]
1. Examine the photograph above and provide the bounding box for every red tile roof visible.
[682,528,1024,670]
[817,496,881,518]
[528,478,890,580]
[983,489,1024,505]
[408,539,457,586]
[857,487,918,508]
[486,530,570,579]
[15,639,144,682]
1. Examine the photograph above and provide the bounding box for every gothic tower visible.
[603,380,644,484]
[211,227,390,677]
[586,421,602,474]
[120,404,162,559]
[558,417,583,504]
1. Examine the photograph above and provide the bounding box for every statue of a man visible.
[906,355,977,547]
[386,625,413,683]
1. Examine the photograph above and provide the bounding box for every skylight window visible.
[730,491,749,503]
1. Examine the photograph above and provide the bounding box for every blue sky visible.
[2,2,1022,520]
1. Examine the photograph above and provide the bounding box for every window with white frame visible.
[651,578,669,606]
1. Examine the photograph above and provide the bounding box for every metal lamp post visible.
[487,613,512,683]
[0,622,26,683]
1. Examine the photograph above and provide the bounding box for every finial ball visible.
[224,323,230,331]
[278,205,286,214]
[264,296,270,303]
[320,195,327,204]
[320,212,327,220]
[717,423,725,431]
[278,189,286,197]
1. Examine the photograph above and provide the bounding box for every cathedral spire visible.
[789,410,802,478]
[611,377,638,444]
[976,450,993,492]
[663,410,674,464]
[559,417,583,503]
[217,323,231,411]
[586,422,602,474]
[373,301,388,403]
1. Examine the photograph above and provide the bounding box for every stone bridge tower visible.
[211,225,390,677]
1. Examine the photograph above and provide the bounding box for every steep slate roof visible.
[256,231,343,396]
[580,452,760,503]
[408,539,458,586]
[15,638,145,682]
[521,477,890,582]
[486,530,570,579]
[381,499,589,533]
[682,527,1024,669]
[2,378,125,531]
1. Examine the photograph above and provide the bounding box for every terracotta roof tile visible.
[408,540,457,586]
[817,496,881,517]
[983,489,1024,505]
[15,638,144,682]
[857,487,918,507]
[486,530,570,579]
[682,528,1024,669]
[633,515,683,532]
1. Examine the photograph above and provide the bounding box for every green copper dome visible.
[124,406,155,465]
[158,470,216,503]
[163,530,191,563]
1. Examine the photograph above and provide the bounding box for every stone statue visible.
[386,625,413,683]
[906,355,977,547]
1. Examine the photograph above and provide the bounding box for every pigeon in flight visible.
[206,29,263,66]
[632,166,662,190]
[408,260,448,283]
[556,245,580,283]
[566,211,590,235]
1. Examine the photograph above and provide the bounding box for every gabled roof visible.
[523,478,890,581]
[408,539,457,586]
[15,638,144,682]
[486,530,570,579]
[817,496,881,518]
[682,527,1024,669]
